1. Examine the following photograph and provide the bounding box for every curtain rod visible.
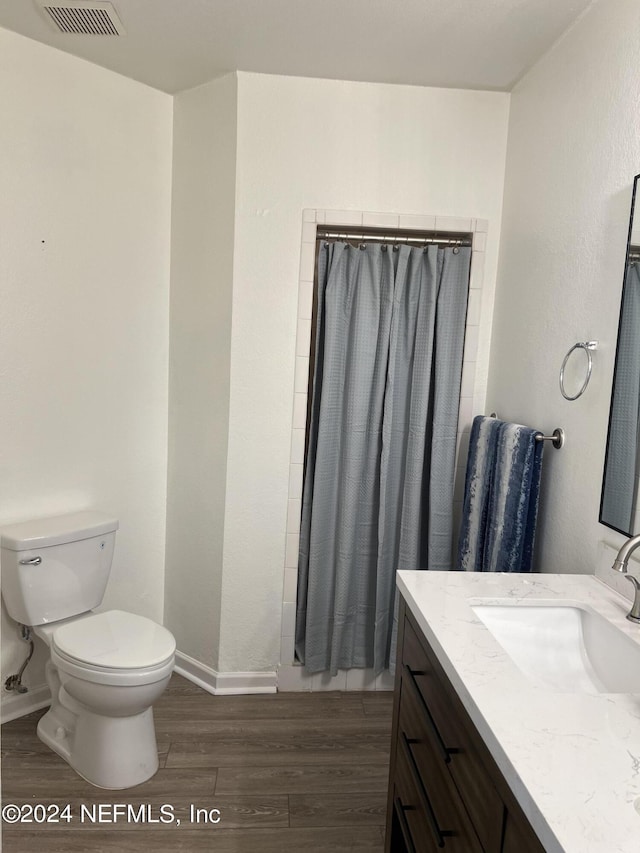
[316,227,472,248]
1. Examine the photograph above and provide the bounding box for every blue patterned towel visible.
[457,416,501,572]
[457,416,544,573]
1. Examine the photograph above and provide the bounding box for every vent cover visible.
[39,1,125,35]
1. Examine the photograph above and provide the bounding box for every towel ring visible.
[559,341,598,401]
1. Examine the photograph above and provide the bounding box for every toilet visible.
[0,511,176,789]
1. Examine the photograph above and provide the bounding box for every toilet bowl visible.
[0,512,176,789]
[35,609,175,789]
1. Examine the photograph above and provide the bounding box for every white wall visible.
[164,75,237,670]
[488,0,640,573]
[217,73,510,672]
[0,29,173,695]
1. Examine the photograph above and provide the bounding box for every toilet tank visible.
[0,511,118,626]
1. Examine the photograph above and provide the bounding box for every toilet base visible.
[38,702,160,789]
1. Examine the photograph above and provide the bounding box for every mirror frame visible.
[599,174,640,536]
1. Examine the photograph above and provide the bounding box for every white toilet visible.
[0,511,176,789]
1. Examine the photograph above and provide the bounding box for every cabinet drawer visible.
[401,616,504,853]
[394,744,439,853]
[394,735,482,853]
[398,678,483,853]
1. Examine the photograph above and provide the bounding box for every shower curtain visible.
[295,240,471,675]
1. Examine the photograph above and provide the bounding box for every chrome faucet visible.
[612,535,640,623]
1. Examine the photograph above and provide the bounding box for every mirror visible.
[600,174,640,535]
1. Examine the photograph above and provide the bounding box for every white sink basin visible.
[471,601,640,693]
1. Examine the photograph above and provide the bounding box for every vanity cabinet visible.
[385,598,545,853]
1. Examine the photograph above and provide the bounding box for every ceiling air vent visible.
[39,1,125,35]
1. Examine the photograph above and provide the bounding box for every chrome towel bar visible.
[535,428,564,449]
[489,413,564,449]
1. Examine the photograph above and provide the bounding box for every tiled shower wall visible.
[278,209,488,691]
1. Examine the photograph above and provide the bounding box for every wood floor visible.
[1,674,393,852]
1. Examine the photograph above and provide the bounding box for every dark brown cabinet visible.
[385,597,546,853]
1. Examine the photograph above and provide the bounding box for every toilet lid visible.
[52,610,176,670]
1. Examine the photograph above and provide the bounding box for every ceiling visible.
[0,0,595,95]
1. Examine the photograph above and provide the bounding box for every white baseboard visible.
[1,653,278,723]
[173,650,277,695]
[1,683,51,724]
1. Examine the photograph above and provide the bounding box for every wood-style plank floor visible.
[1,674,393,852]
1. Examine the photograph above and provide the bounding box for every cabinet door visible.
[401,615,504,853]
[393,742,442,853]
[502,810,546,853]
[398,676,484,852]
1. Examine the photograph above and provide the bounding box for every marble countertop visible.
[396,570,640,853]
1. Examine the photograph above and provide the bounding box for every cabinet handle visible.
[394,796,418,853]
[401,732,452,848]
[404,664,456,764]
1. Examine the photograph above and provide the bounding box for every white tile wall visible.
[436,215,472,233]
[323,209,363,226]
[283,567,298,602]
[345,667,378,691]
[301,221,317,243]
[286,499,302,533]
[313,669,348,691]
[288,463,303,501]
[284,533,299,568]
[278,664,314,691]
[299,242,316,280]
[472,231,487,252]
[297,281,314,320]
[362,211,400,229]
[463,325,480,362]
[293,357,309,393]
[295,319,312,356]
[290,428,306,465]
[281,601,296,636]
[398,214,436,231]
[460,361,477,399]
[469,251,485,289]
[278,209,489,691]
[292,393,307,428]
[465,289,482,326]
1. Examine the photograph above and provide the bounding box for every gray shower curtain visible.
[295,241,470,675]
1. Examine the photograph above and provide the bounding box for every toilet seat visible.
[51,646,175,686]
[50,609,175,686]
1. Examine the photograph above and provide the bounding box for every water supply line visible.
[4,625,34,693]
